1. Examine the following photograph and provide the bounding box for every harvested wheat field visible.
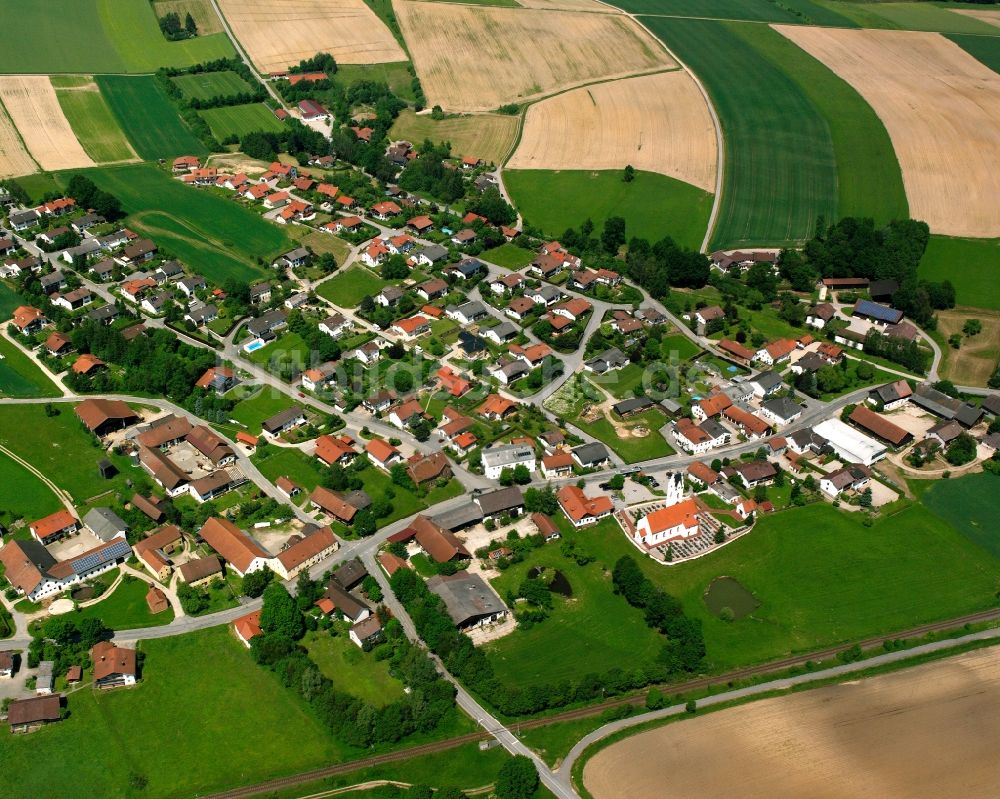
[952,8,1000,29]
[775,26,1000,239]
[217,0,406,72]
[0,77,93,171]
[516,0,621,11]
[508,71,716,191]
[585,646,1000,799]
[394,0,673,111]
[0,103,36,178]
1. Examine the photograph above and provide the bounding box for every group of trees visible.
[863,328,930,373]
[624,236,710,299]
[251,582,457,748]
[66,174,124,221]
[398,142,466,203]
[240,121,330,165]
[28,616,112,676]
[158,11,197,40]
[611,556,706,674]
[63,322,219,407]
[802,217,952,328]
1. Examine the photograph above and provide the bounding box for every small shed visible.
[97,459,116,479]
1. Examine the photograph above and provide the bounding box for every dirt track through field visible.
[774,26,1000,239]
[217,0,406,72]
[394,0,674,111]
[585,646,1000,799]
[0,99,36,178]
[508,71,716,191]
[0,76,93,171]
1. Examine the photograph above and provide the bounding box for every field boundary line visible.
[0,92,40,173]
[593,3,724,252]
[0,444,75,512]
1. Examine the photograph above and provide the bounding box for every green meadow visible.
[919,236,1000,311]
[199,103,287,140]
[505,169,712,250]
[54,83,135,163]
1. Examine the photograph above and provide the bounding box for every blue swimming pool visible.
[244,340,265,353]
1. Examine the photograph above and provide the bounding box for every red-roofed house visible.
[30,509,79,545]
[557,486,613,527]
[315,434,357,466]
[233,610,263,647]
[198,518,273,577]
[391,315,430,338]
[437,366,471,397]
[366,439,403,471]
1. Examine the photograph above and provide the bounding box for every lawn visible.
[200,103,287,140]
[0,403,140,508]
[481,243,536,270]
[0,334,61,397]
[643,18,838,249]
[589,363,648,400]
[74,574,175,630]
[97,75,207,159]
[247,331,311,368]
[336,62,417,103]
[316,267,392,308]
[0,626,352,799]
[0,450,62,525]
[505,169,712,251]
[253,447,326,502]
[58,162,285,283]
[304,630,406,706]
[609,0,856,26]
[948,33,1000,73]
[171,70,253,101]
[227,388,299,435]
[390,109,519,165]
[918,236,1000,311]
[935,308,1000,387]
[922,473,1000,559]
[485,517,665,687]
[0,282,25,320]
[0,0,232,74]
[651,502,1000,670]
[54,83,135,163]
[661,333,702,362]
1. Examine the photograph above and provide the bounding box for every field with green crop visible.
[644,18,838,249]
[97,76,206,160]
[171,70,253,101]
[199,103,286,140]
[751,24,907,224]
[505,169,712,250]
[610,0,856,26]
[68,163,285,283]
[53,84,135,163]
[0,335,60,398]
[96,0,234,72]
[948,32,1000,73]
[0,450,62,525]
[918,236,1000,311]
[0,0,232,74]
[0,627,353,799]
[859,2,1000,34]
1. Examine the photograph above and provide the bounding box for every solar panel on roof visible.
[71,540,131,574]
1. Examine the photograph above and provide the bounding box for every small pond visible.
[703,576,759,620]
[526,566,573,597]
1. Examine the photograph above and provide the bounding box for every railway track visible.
[202,606,1000,799]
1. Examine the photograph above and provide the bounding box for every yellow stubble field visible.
[508,70,716,191]
[0,76,93,172]
[393,0,674,111]
[775,26,1000,239]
